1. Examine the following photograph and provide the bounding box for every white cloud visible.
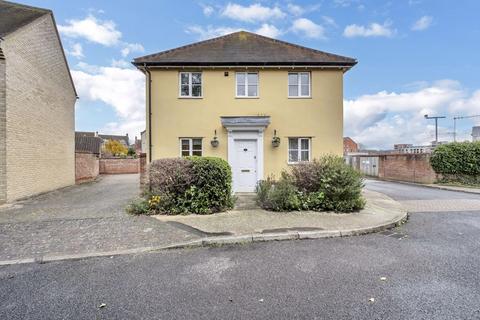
[344,80,473,149]
[185,25,242,40]
[111,59,131,68]
[334,0,357,7]
[412,16,433,31]
[72,64,145,138]
[291,18,326,39]
[221,3,285,23]
[202,5,214,16]
[287,3,304,16]
[121,43,144,57]
[66,43,84,58]
[343,21,395,38]
[255,24,282,38]
[58,14,122,46]
[322,16,337,28]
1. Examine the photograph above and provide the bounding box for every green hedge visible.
[430,142,480,185]
[128,157,233,215]
[256,155,365,213]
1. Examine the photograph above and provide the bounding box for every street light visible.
[424,114,446,145]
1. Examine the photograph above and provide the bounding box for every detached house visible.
[0,1,76,203]
[133,31,356,192]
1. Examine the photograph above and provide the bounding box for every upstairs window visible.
[179,72,202,97]
[236,72,258,97]
[180,138,202,156]
[288,138,311,163]
[288,72,310,98]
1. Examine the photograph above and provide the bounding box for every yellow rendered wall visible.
[149,68,344,179]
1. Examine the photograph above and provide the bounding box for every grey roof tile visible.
[133,31,356,67]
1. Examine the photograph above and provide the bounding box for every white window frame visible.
[179,72,202,98]
[179,138,203,157]
[288,137,311,164]
[236,72,259,98]
[288,72,311,98]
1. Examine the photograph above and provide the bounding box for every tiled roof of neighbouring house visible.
[75,131,96,138]
[0,1,50,37]
[99,134,129,146]
[0,1,77,97]
[75,136,102,155]
[133,31,356,68]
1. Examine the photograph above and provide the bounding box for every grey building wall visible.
[3,13,76,202]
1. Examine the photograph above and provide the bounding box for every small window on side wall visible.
[179,72,202,97]
[180,138,202,156]
[288,72,310,98]
[288,137,311,163]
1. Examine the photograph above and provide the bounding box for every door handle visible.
[241,169,250,172]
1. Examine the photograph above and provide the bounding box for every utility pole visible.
[453,114,480,142]
[424,114,446,145]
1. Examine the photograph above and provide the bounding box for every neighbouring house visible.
[75,135,102,155]
[98,133,130,147]
[472,126,480,141]
[393,142,448,154]
[134,136,142,155]
[133,31,356,192]
[0,1,77,203]
[343,137,359,155]
[76,131,130,150]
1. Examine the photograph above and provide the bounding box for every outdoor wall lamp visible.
[211,130,219,147]
[272,129,280,147]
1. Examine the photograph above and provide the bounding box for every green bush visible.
[133,157,234,215]
[431,142,480,185]
[125,198,150,215]
[256,174,301,211]
[256,155,365,213]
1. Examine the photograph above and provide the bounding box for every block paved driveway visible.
[0,175,200,262]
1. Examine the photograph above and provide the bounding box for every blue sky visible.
[19,0,480,148]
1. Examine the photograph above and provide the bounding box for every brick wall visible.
[3,14,76,202]
[378,154,437,184]
[0,52,5,203]
[139,153,147,190]
[349,154,437,184]
[75,152,99,183]
[99,158,140,174]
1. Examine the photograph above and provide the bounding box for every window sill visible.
[288,96,312,99]
[235,96,260,99]
[287,161,310,165]
[178,96,203,99]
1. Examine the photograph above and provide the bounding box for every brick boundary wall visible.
[378,153,437,184]
[350,153,438,184]
[75,152,99,183]
[139,153,147,191]
[99,158,140,174]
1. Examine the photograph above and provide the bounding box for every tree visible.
[104,139,128,156]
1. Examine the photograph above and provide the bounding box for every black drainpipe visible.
[144,64,152,163]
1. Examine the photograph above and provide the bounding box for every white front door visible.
[234,139,258,192]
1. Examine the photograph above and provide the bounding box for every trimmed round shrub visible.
[431,142,480,182]
[256,155,365,213]
[141,156,233,214]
